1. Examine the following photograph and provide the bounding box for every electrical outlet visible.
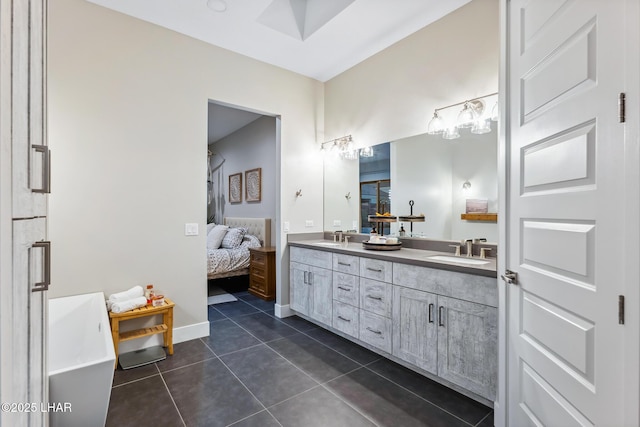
[184,223,199,236]
[333,220,341,227]
[305,220,314,227]
[352,220,358,229]
[283,221,290,233]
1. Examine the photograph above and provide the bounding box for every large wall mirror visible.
[323,124,498,243]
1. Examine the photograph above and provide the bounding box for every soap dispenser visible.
[399,224,406,237]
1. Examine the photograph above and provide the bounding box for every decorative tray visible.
[398,215,425,222]
[367,215,397,223]
[362,241,402,251]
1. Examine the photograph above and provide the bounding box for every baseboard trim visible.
[275,303,292,318]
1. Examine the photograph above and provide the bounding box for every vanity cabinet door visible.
[290,262,311,316]
[308,265,333,325]
[437,295,497,400]
[392,286,438,375]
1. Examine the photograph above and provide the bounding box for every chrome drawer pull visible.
[337,286,351,292]
[337,316,351,322]
[366,327,382,335]
[366,295,382,300]
[338,262,351,266]
[367,267,383,273]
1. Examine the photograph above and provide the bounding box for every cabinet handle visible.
[308,272,313,285]
[303,271,307,284]
[337,286,351,292]
[31,241,51,292]
[367,267,383,273]
[337,316,351,322]
[366,295,382,301]
[338,262,351,267]
[31,145,51,194]
[366,327,382,335]
[438,306,445,327]
[428,303,434,323]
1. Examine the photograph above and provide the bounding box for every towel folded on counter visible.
[110,296,147,314]
[108,285,144,303]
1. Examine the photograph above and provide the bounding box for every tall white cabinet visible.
[1,0,50,426]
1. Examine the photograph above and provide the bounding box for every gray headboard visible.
[223,217,271,246]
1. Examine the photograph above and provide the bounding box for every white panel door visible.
[506,0,632,426]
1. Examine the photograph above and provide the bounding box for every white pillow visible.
[221,227,247,249]
[206,223,217,235]
[207,224,228,249]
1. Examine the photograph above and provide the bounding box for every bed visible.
[207,217,271,280]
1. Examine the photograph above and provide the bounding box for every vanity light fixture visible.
[206,0,228,12]
[321,135,359,160]
[359,146,374,157]
[427,92,498,140]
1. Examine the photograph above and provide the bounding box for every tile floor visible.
[106,291,494,427]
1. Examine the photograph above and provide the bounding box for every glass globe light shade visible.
[427,111,445,134]
[490,101,499,122]
[359,146,374,157]
[442,127,461,140]
[456,102,479,128]
[471,119,492,134]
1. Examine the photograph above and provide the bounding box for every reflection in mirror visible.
[323,126,498,242]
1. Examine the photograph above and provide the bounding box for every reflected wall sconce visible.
[462,180,472,191]
[345,192,351,200]
[427,92,498,140]
[295,189,302,198]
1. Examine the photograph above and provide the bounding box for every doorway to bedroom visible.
[206,100,279,299]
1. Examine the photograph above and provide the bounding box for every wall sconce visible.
[295,189,302,198]
[427,92,498,140]
[345,192,351,200]
[462,180,471,191]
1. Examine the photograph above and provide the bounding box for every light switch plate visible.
[185,223,198,236]
[352,220,358,229]
[305,220,314,227]
[283,221,290,233]
[333,220,341,227]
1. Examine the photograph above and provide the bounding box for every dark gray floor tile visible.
[221,345,317,407]
[106,375,183,427]
[305,328,381,365]
[112,363,158,387]
[238,294,276,311]
[155,339,215,372]
[326,367,470,427]
[267,333,360,383]
[476,412,494,427]
[366,358,492,425]
[270,386,376,427]
[207,305,226,321]
[203,319,261,355]
[277,314,319,333]
[232,312,299,342]
[228,410,281,427]
[264,308,275,316]
[163,358,263,427]
[214,300,260,318]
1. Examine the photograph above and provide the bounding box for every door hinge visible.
[501,269,518,285]
[619,93,626,123]
[619,295,625,325]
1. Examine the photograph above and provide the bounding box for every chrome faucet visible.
[335,231,343,243]
[465,239,473,257]
[448,244,461,256]
[480,247,492,259]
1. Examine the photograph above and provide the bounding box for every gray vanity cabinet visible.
[392,286,438,374]
[437,295,497,400]
[290,247,333,325]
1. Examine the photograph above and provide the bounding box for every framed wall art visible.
[245,168,262,202]
[229,173,242,203]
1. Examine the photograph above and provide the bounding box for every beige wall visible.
[48,0,323,338]
[324,0,499,146]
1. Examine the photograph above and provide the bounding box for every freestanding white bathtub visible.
[49,292,115,427]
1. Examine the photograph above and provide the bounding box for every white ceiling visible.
[86,0,471,82]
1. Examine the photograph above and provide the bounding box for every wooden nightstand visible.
[249,246,276,300]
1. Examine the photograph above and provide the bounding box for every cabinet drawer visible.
[251,251,266,266]
[359,310,392,354]
[333,253,359,275]
[360,278,392,318]
[332,301,359,338]
[360,258,392,283]
[250,276,266,293]
[290,247,333,269]
[333,272,359,306]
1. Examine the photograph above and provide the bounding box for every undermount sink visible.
[427,255,490,265]
[312,242,342,247]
